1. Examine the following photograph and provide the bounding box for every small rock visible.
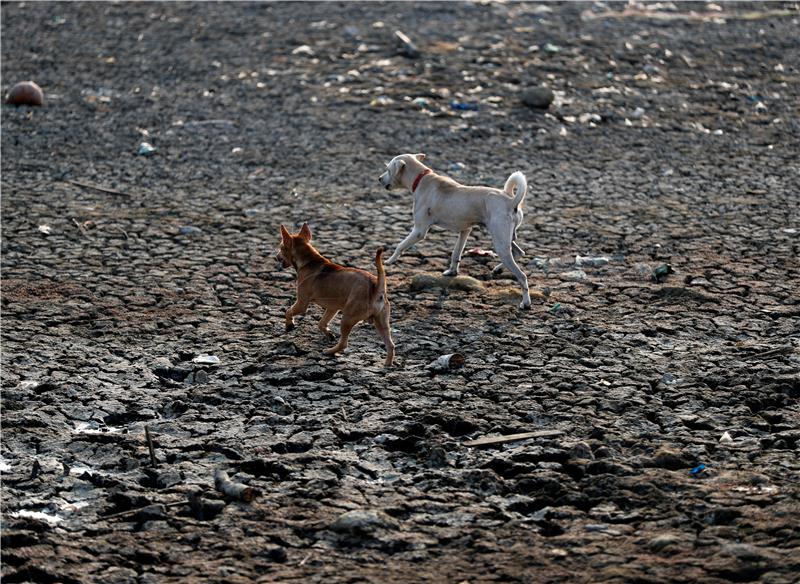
[271,396,293,416]
[521,86,554,110]
[719,431,733,444]
[648,533,684,551]
[631,107,646,119]
[568,442,595,460]
[652,448,689,470]
[330,509,399,534]
[194,370,209,384]
[192,354,220,365]
[178,226,202,236]
[6,81,44,106]
[427,446,448,468]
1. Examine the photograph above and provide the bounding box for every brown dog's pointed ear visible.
[299,222,312,241]
[415,153,426,161]
[280,224,292,245]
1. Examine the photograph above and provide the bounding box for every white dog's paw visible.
[519,299,532,310]
[442,268,458,277]
[384,256,398,265]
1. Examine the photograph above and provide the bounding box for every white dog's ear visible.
[395,160,406,174]
[280,224,292,245]
[415,153,426,161]
[299,222,312,241]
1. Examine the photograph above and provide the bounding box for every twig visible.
[102,500,186,520]
[742,345,795,360]
[65,179,133,197]
[145,425,157,467]
[463,430,563,448]
[298,553,312,567]
[71,218,92,239]
[214,470,259,502]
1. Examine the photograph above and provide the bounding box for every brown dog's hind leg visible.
[318,308,338,339]
[374,311,395,367]
[323,315,358,356]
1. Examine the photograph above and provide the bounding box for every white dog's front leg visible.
[443,228,472,276]
[386,227,427,264]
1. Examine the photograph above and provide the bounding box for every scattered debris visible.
[214,470,259,502]
[192,354,220,365]
[463,430,564,448]
[394,30,420,58]
[719,431,733,444]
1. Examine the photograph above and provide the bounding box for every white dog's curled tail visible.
[504,171,527,210]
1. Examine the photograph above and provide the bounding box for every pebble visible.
[520,86,554,109]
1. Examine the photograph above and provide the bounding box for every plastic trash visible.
[192,354,220,365]
[690,464,706,477]
[450,100,479,111]
[430,353,465,372]
[575,255,609,267]
[137,142,156,156]
[653,263,673,282]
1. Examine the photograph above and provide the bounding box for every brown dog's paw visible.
[285,322,296,332]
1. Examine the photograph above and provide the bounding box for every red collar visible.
[411,169,431,192]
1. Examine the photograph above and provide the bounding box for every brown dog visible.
[277,223,395,367]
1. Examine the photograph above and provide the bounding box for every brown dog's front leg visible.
[285,299,310,332]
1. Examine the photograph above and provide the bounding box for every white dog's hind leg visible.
[443,228,472,276]
[386,227,427,264]
[492,232,531,309]
[491,242,524,275]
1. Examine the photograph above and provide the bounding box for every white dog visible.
[379,153,531,309]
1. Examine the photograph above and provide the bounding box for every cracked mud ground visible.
[2,2,799,583]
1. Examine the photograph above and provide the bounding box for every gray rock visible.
[521,86,554,109]
[568,442,595,460]
[330,509,399,534]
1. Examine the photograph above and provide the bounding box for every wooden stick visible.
[103,500,185,520]
[214,470,259,502]
[145,426,157,466]
[65,179,133,197]
[463,430,563,448]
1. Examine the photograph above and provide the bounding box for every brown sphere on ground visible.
[6,81,44,106]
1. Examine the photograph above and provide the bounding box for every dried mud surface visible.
[2,2,799,583]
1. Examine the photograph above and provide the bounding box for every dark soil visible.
[2,2,799,583]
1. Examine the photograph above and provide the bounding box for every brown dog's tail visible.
[375,247,387,300]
